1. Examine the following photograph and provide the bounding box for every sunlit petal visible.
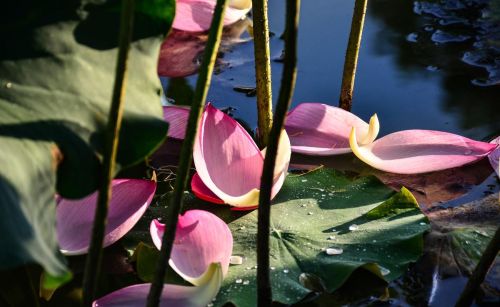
[173,0,251,32]
[92,263,223,307]
[150,210,233,284]
[285,103,378,155]
[57,179,156,255]
[350,128,497,174]
[163,106,190,139]
[193,104,264,207]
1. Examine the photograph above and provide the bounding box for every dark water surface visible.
[161,0,499,140]
[160,0,499,306]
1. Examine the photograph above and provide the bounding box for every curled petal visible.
[57,179,156,255]
[285,103,378,155]
[350,129,497,174]
[191,172,225,204]
[92,262,223,307]
[488,136,500,177]
[150,210,233,284]
[163,106,190,139]
[173,0,251,32]
[193,104,265,207]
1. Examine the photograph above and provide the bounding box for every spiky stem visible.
[81,0,135,305]
[145,1,228,306]
[257,0,300,306]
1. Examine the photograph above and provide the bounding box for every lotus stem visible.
[257,0,300,305]
[252,0,273,147]
[81,0,135,305]
[455,225,500,307]
[145,1,228,306]
[339,0,367,111]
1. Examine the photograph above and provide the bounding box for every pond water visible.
[159,0,499,305]
[160,0,499,140]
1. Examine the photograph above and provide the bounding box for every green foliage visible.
[182,168,429,306]
[0,0,174,278]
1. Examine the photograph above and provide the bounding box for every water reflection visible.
[161,0,498,140]
[369,0,500,138]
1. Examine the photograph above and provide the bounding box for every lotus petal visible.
[191,173,225,204]
[150,210,232,285]
[173,0,251,32]
[488,136,500,177]
[57,179,156,255]
[192,104,290,207]
[158,30,205,78]
[350,129,498,174]
[92,262,222,307]
[285,103,379,155]
[163,106,190,139]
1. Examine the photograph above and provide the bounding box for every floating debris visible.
[230,255,244,265]
[233,85,256,97]
[308,212,314,215]
[270,266,276,270]
[283,269,290,274]
[242,280,250,285]
[327,236,336,240]
[235,279,243,284]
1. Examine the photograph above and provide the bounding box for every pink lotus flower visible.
[349,125,498,174]
[56,179,156,255]
[92,263,223,307]
[150,210,233,282]
[93,210,232,306]
[191,104,291,209]
[173,0,252,32]
[284,102,379,155]
[285,102,497,174]
[163,106,190,140]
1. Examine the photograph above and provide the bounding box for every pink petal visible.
[173,0,250,32]
[157,30,204,78]
[192,104,291,207]
[193,104,264,207]
[285,103,379,155]
[92,263,223,307]
[488,136,500,177]
[191,172,225,204]
[350,129,498,174]
[150,210,233,283]
[163,106,190,139]
[57,179,156,255]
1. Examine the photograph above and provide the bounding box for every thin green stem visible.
[81,0,135,305]
[257,0,300,306]
[339,0,367,111]
[455,225,500,307]
[145,1,228,306]
[252,0,273,147]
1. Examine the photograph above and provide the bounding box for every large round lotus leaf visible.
[182,168,429,306]
[0,0,174,277]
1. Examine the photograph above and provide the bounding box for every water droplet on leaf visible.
[326,247,343,255]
